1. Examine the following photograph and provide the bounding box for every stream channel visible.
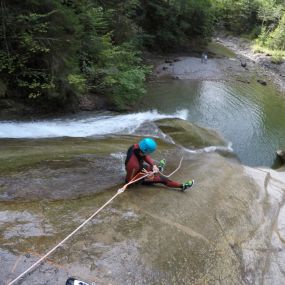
[1,46,285,284]
[1,78,285,167]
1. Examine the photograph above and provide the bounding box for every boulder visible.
[257,79,267,85]
[155,118,227,149]
[277,150,285,164]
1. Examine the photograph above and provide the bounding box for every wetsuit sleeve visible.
[143,155,155,167]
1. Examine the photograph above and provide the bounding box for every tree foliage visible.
[0,0,149,111]
[212,0,259,34]
[254,0,285,50]
[257,0,283,26]
[1,0,284,114]
[134,0,214,51]
[0,0,217,112]
[0,0,82,108]
[213,0,285,52]
[265,11,285,50]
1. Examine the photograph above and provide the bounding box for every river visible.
[142,79,285,167]
[1,56,285,284]
[1,77,285,167]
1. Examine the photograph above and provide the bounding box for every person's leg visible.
[143,174,194,191]
[143,174,182,188]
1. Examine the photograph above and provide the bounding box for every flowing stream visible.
[0,110,187,138]
[141,79,285,167]
[1,78,285,166]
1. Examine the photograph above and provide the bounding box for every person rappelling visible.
[7,137,193,285]
[125,137,194,191]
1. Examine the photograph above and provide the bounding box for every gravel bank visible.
[215,35,285,93]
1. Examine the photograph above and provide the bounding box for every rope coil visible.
[7,157,183,285]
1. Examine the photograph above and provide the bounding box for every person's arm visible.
[144,155,159,173]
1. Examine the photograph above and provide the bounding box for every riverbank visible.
[0,93,111,121]
[149,35,285,96]
[151,44,281,92]
[215,34,285,93]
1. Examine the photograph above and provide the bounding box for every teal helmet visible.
[139,138,157,154]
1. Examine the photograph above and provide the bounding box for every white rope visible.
[159,156,183,178]
[7,157,183,285]
[7,191,122,285]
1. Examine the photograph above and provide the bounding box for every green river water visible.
[142,79,285,167]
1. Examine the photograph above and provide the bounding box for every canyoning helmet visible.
[139,138,157,154]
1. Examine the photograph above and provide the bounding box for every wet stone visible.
[0,135,285,284]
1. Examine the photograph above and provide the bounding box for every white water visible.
[182,143,234,155]
[0,110,188,138]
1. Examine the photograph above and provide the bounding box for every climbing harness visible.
[7,157,183,285]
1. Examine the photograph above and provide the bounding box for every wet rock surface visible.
[156,118,227,149]
[0,155,124,201]
[0,118,225,201]
[1,121,285,284]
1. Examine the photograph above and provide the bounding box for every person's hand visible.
[152,165,159,173]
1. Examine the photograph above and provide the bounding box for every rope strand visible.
[7,157,183,285]
[159,156,183,178]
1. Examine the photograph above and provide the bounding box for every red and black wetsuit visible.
[125,144,182,188]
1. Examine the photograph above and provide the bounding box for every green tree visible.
[212,0,259,34]
[134,0,214,51]
[0,0,150,111]
[257,0,283,27]
[266,11,285,49]
[0,0,82,109]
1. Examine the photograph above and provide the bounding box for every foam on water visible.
[0,110,188,138]
[183,142,233,154]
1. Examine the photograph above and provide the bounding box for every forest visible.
[0,0,284,113]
